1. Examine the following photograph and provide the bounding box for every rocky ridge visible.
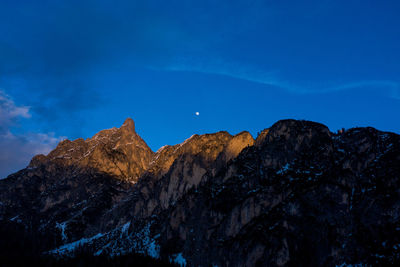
[29,118,153,182]
[0,118,399,266]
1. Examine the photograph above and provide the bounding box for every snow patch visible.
[49,232,105,256]
[10,215,19,222]
[129,223,160,258]
[56,221,68,241]
[121,221,130,234]
[277,163,290,175]
[48,221,160,260]
[120,221,131,238]
[170,253,187,267]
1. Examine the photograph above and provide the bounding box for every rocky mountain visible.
[29,118,153,182]
[0,118,399,266]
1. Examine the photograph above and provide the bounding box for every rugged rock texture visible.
[1,118,399,266]
[0,118,153,246]
[29,118,153,182]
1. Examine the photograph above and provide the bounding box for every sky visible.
[0,0,399,178]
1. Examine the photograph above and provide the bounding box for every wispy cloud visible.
[0,131,62,178]
[0,91,31,131]
[158,57,400,99]
[0,91,63,178]
[323,81,400,99]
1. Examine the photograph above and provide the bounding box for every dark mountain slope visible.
[0,119,399,266]
[148,120,400,266]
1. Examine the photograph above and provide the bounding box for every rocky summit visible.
[0,118,399,266]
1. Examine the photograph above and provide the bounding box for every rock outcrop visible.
[0,118,399,266]
[29,118,154,182]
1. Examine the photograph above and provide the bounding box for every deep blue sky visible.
[1,0,400,177]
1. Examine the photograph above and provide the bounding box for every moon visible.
[195,112,200,116]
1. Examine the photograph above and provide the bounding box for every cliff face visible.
[0,118,399,266]
[0,118,154,242]
[152,120,400,266]
[29,118,153,182]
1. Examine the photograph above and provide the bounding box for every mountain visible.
[0,118,399,266]
[29,118,153,182]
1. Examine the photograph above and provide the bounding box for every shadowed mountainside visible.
[0,118,399,266]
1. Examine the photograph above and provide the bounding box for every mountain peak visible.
[28,117,153,181]
[121,118,135,133]
[2,119,400,266]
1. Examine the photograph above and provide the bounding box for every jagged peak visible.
[121,118,135,133]
[27,119,336,178]
[27,118,153,180]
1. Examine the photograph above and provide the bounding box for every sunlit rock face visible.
[219,131,255,163]
[0,118,154,245]
[108,130,255,221]
[1,118,400,266]
[148,131,234,176]
[29,118,154,182]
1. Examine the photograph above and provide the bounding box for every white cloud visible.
[0,131,63,178]
[0,91,31,129]
[0,90,63,178]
